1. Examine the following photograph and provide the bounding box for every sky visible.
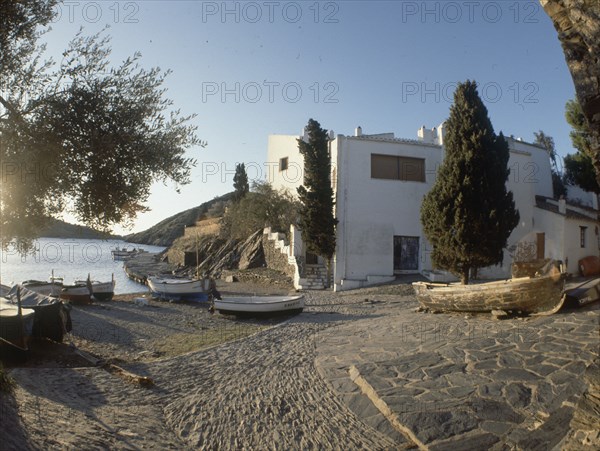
[40,0,578,234]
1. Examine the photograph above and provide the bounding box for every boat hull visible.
[214,295,305,316]
[60,285,92,305]
[0,298,35,350]
[22,280,63,297]
[147,277,209,301]
[412,273,566,314]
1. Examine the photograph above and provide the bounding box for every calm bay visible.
[0,237,165,294]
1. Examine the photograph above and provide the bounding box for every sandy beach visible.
[1,278,598,450]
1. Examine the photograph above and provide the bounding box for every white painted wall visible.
[333,135,442,289]
[266,134,305,193]
[266,125,596,290]
[563,219,600,274]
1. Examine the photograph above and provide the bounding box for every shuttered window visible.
[371,154,425,182]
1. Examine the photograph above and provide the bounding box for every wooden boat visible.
[112,247,147,261]
[22,278,64,297]
[214,295,305,316]
[412,263,566,315]
[60,282,92,305]
[147,276,210,301]
[5,285,73,343]
[74,276,115,302]
[565,278,600,307]
[0,297,35,351]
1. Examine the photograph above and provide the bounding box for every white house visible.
[267,124,600,291]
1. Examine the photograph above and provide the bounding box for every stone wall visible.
[262,235,296,280]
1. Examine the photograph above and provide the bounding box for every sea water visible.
[0,237,165,294]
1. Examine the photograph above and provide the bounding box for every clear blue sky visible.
[42,1,577,234]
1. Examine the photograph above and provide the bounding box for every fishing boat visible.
[214,295,305,316]
[22,271,64,297]
[89,280,116,302]
[111,247,147,261]
[412,261,566,315]
[0,297,35,351]
[565,277,600,307]
[146,276,210,301]
[22,278,64,297]
[60,282,92,305]
[5,285,73,343]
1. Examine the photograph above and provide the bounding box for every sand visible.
[1,280,406,450]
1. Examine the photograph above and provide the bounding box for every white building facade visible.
[267,124,600,291]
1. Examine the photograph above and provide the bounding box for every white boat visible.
[111,247,147,261]
[147,276,210,301]
[60,282,92,304]
[214,295,305,316]
[73,278,116,302]
[22,279,64,297]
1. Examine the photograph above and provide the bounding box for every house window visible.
[279,157,288,172]
[580,226,587,248]
[371,154,425,182]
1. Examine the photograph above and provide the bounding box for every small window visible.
[279,157,288,172]
[371,154,425,182]
[580,226,587,248]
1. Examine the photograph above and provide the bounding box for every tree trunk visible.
[461,268,470,285]
[541,0,600,187]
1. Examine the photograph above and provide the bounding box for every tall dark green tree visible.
[297,119,337,274]
[420,80,520,284]
[233,163,249,201]
[1,1,201,251]
[533,130,567,199]
[563,99,599,194]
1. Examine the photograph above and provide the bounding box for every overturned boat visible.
[412,261,566,315]
[214,295,305,316]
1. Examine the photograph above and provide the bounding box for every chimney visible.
[558,196,566,214]
[355,126,362,137]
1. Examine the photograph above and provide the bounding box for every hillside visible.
[125,192,234,246]
[40,218,120,240]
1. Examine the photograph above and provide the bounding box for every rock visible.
[238,230,265,270]
[224,275,237,283]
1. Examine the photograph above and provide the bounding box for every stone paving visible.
[314,296,599,450]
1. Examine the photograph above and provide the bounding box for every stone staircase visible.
[263,228,328,290]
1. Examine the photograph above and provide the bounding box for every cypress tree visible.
[297,119,337,269]
[233,163,249,201]
[420,80,520,284]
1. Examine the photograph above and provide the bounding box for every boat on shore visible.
[412,261,566,315]
[214,295,305,316]
[0,297,35,351]
[22,278,64,297]
[58,274,115,304]
[147,276,210,301]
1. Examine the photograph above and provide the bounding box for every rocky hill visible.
[125,192,234,246]
[40,218,120,240]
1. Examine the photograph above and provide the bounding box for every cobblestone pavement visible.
[3,288,598,450]
[314,295,599,450]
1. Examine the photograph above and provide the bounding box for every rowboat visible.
[147,276,210,301]
[0,297,35,351]
[22,279,64,297]
[214,295,305,316]
[412,262,566,315]
[74,277,116,302]
[60,282,92,304]
[5,285,73,343]
[112,247,147,261]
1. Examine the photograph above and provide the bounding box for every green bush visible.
[220,181,300,240]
